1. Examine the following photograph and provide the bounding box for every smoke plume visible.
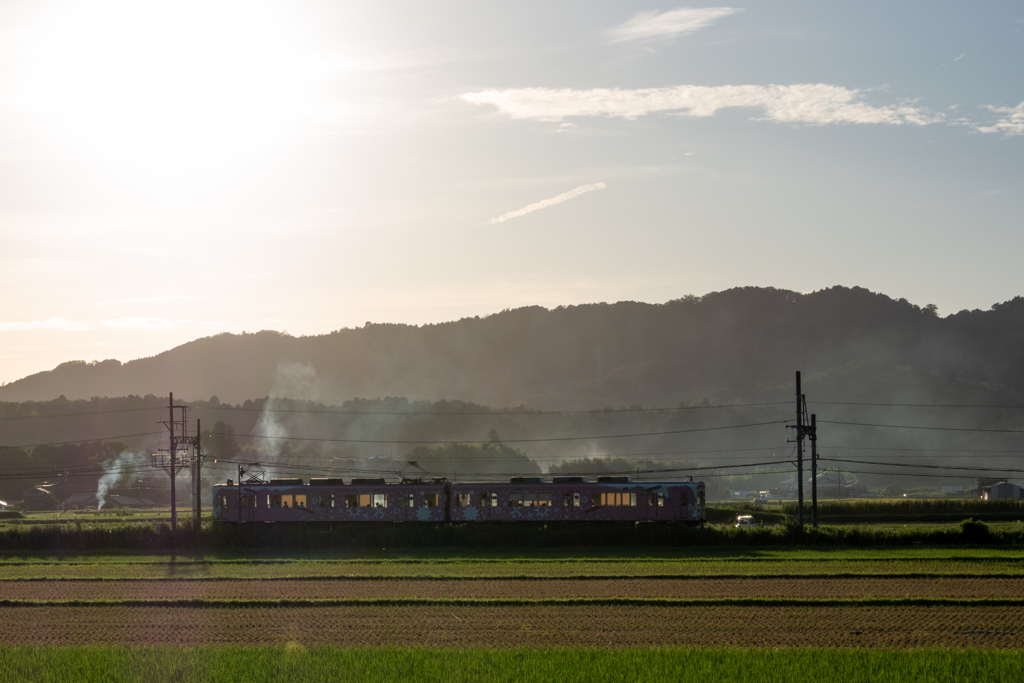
[96,451,144,509]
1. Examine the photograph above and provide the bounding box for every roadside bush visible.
[959,518,991,543]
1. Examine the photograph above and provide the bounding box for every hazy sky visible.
[1,1,1022,384]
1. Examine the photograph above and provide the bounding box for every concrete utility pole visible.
[810,414,818,528]
[796,372,804,529]
[169,394,176,529]
[788,372,813,530]
[153,393,202,532]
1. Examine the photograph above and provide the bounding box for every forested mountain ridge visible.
[3,286,1024,408]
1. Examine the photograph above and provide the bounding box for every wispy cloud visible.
[93,295,210,307]
[487,183,607,224]
[0,318,223,332]
[608,7,743,43]
[462,84,938,127]
[977,102,1024,136]
[0,318,90,331]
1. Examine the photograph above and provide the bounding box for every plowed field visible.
[0,605,1020,648]
[1,576,1022,600]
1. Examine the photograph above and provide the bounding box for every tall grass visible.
[0,647,1020,683]
[0,518,1022,551]
[781,499,1024,516]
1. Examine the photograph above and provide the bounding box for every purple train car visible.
[449,476,704,523]
[212,475,705,525]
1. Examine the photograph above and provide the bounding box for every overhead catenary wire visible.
[819,456,1024,476]
[0,400,792,422]
[213,420,788,446]
[819,419,1024,434]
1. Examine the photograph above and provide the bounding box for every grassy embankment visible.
[0,647,1021,683]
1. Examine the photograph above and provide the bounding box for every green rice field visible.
[0,647,1021,683]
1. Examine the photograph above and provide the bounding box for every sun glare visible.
[11,1,323,184]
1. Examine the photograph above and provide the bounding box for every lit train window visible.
[573,493,580,507]
[373,494,387,508]
[407,493,415,507]
[596,492,637,507]
[219,495,227,508]
[295,495,307,508]
[457,493,471,507]
[491,492,498,507]
[281,495,294,508]
[358,494,371,507]
[563,493,570,507]
[658,493,664,507]
[511,492,552,507]
[425,494,439,507]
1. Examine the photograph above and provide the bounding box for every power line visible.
[820,419,1024,434]
[820,457,1024,476]
[215,420,787,446]
[197,401,790,417]
[0,406,167,421]
[817,401,1024,409]
[0,432,166,450]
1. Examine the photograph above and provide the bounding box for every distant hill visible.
[3,286,1024,407]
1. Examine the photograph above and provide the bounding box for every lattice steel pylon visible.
[152,392,204,531]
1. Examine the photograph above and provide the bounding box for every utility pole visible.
[169,394,176,528]
[810,413,818,528]
[795,372,804,529]
[153,392,202,532]
[787,371,810,530]
[192,419,202,528]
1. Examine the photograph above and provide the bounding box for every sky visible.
[0,0,1022,385]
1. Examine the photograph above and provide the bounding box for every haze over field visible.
[0,1,1022,386]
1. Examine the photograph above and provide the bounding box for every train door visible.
[402,489,414,521]
[481,490,496,520]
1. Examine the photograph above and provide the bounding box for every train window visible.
[282,495,294,508]
[345,494,358,508]
[480,493,488,506]
[219,495,228,508]
[329,493,335,508]
[658,493,664,507]
[573,492,580,507]
[295,495,307,508]
[595,492,636,507]
[373,494,387,508]
[268,495,282,508]
[357,494,371,507]
[648,493,656,507]
[537,493,552,507]
[491,492,498,507]
[563,493,570,507]
[509,493,523,507]
[408,493,415,507]
[239,494,255,508]
[457,493,472,507]
[425,493,439,507]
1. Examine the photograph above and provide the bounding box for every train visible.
[211,475,706,524]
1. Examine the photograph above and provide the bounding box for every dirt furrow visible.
[0,605,1020,648]
[1,577,1022,601]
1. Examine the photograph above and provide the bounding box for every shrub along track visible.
[0,604,1020,648]
[1,577,1024,601]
